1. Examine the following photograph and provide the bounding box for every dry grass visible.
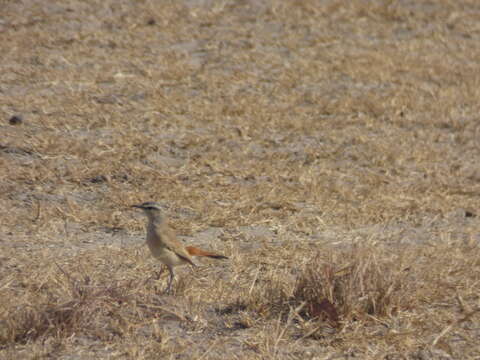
[1,0,480,358]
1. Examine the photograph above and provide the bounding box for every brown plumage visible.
[185,246,229,259]
[132,202,228,293]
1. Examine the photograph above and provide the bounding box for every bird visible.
[132,201,228,293]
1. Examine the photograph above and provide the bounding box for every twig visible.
[248,265,261,296]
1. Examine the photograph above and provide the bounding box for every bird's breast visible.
[146,236,187,267]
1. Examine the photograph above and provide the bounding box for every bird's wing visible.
[161,224,196,266]
[186,246,228,259]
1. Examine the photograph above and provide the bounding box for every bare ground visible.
[1,0,480,359]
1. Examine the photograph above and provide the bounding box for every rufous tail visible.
[186,246,228,259]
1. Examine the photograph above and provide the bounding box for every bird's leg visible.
[155,266,165,280]
[165,266,174,294]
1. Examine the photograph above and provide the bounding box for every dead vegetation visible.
[2,241,479,358]
[1,0,480,358]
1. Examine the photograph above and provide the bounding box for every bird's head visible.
[132,201,163,222]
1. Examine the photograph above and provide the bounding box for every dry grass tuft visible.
[2,261,163,345]
[230,241,480,353]
[293,244,414,324]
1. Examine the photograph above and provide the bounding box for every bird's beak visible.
[131,204,143,209]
